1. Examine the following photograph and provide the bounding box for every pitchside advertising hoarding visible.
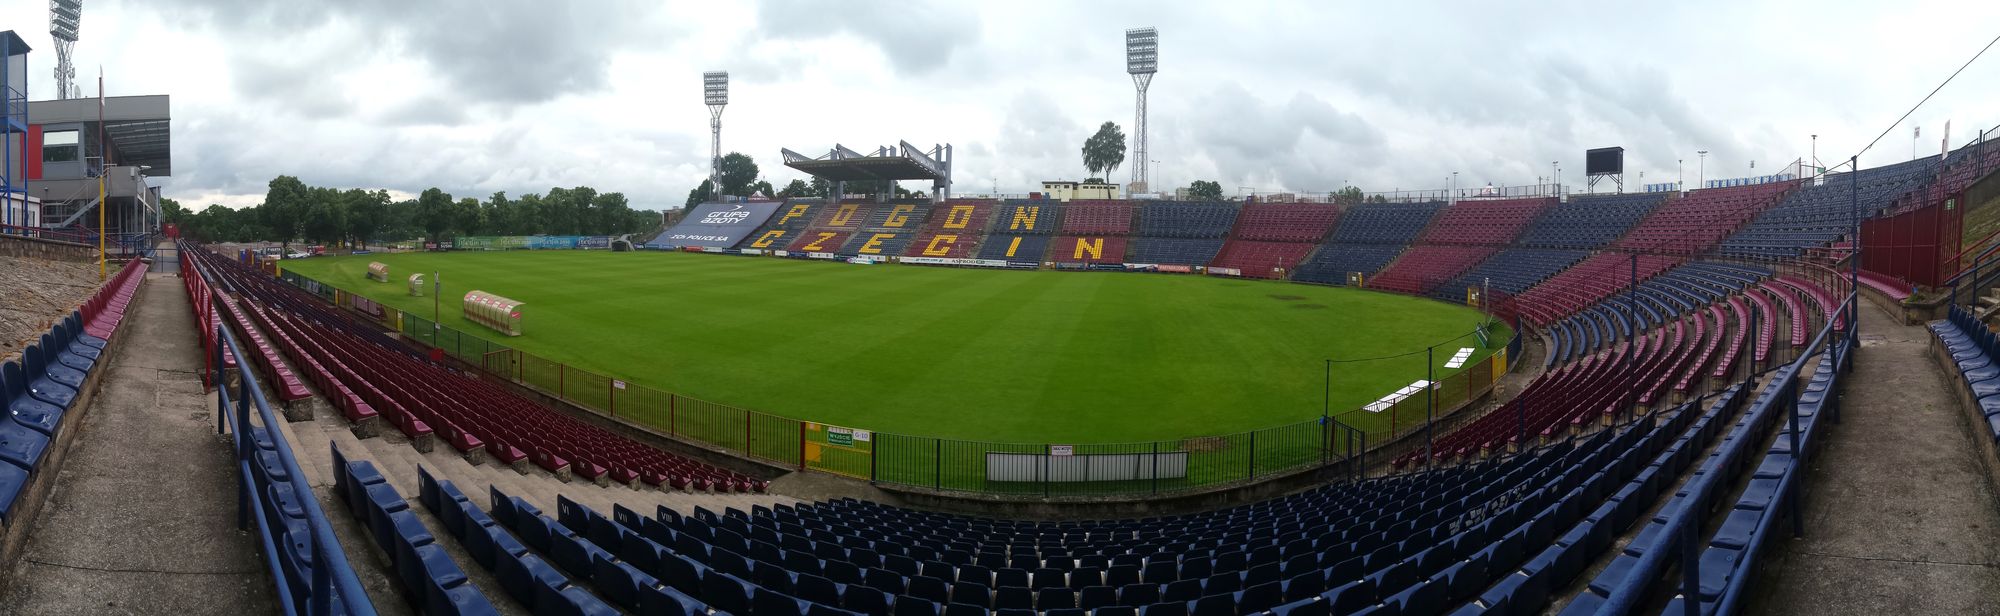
[650,202,783,249]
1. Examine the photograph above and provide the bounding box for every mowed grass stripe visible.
[283,251,1507,443]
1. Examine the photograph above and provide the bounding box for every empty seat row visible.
[0,258,144,526]
[331,448,498,614]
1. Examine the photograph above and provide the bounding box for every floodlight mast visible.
[50,0,82,100]
[1126,27,1157,194]
[704,71,728,197]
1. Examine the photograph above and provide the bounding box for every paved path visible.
[0,274,279,614]
[1748,305,2000,614]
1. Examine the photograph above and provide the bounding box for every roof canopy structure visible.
[30,95,172,175]
[781,141,952,202]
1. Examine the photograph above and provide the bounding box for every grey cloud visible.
[154,0,669,119]
[1183,83,1387,191]
[755,0,980,75]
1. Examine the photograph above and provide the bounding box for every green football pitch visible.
[281,251,1508,444]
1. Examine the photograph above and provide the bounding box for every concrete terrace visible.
[0,272,280,614]
[1748,305,2000,614]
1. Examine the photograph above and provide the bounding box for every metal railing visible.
[203,270,377,614]
[1596,289,1857,616]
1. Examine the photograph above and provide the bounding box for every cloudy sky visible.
[5,0,1997,210]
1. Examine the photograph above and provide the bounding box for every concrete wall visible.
[0,232,93,261]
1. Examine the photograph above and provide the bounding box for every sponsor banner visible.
[846,256,878,265]
[773,250,790,257]
[681,246,705,253]
[901,256,1011,268]
[739,248,764,256]
[1124,263,1160,272]
[649,202,783,249]
[1209,267,1243,277]
[1159,264,1193,273]
[1050,445,1074,456]
[352,250,373,255]
[825,425,872,447]
[701,246,725,253]
[578,236,612,249]
[809,252,837,260]
[529,236,583,250]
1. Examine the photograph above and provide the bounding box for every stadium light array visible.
[704,71,728,196]
[1126,27,1157,193]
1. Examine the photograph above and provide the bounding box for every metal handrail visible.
[202,261,377,615]
[1596,291,1855,615]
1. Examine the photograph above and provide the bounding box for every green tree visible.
[590,192,632,235]
[1082,122,1127,180]
[453,197,484,236]
[344,189,389,248]
[685,179,715,207]
[1333,186,1364,205]
[749,179,775,198]
[299,187,348,246]
[259,175,311,251]
[777,179,810,199]
[718,152,759,196]
[416,187,454,241]
[1186,180,1224,201]
[160,197,187,225]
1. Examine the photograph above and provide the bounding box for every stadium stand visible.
[1059,200,1135,235]
[1721,156,1938,258]
[1049,236,1129,266]
[1330,202,1447,244]
[1210,240,1315,279]
[1517,193,1667,250]
[741,199,828,251]
[186,245,768,493]
[331,449,500,614]
[1136,202,1238,238]
[1367,246,1499,295]
[977,235,1053,263]
[1231,203,1342,243]
[0,258,144,527]
[994,201,1065,235]
[1128,238,1227,267]
[1511,253,1683,327]
[1431,249,1588,303]
[391,408,1732,616]
[1614,182,1796,255]
[1292,244,1406,286]
[905,201,1000,259]
[1415,197,1555,246]
[839,231,919,258]
[787,230,856,254]
[1931,305,2000,455]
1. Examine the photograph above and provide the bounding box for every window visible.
[43,130,80,163]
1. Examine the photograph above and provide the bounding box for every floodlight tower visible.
[1125,27,1157,194]
[703,71,728,196]
[50,0,81,100]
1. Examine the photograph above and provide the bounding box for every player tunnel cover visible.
[650,202,783,249]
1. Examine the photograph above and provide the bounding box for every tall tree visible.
[777,179,810,199]
[453,197,484,236]
[1186,180,1224,201]
[299,187,349,246]
[590,192,632,235]
[260,175,311,251]
[344,189,390,248]
[1333,186,1364,205]
[718,152,759,196]
[160,197,187,225]
[685,180,715,207]
[1082,122,1128,180]
[416,187,454,241]
[749,179,774,198]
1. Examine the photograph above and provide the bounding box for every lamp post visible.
[1697,150,1708,189]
